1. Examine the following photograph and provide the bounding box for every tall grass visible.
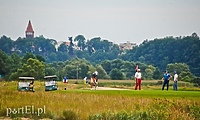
[0,81,200,120]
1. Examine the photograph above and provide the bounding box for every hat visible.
[174,71,177,74]
[137,69,141,71]
[94,71,98,75]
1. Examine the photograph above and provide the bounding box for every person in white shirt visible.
[134,69,142,90]
[173,71,178,91]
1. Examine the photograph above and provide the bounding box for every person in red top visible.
[134,69,142,90]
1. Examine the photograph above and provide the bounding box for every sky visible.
[0,0,200,45]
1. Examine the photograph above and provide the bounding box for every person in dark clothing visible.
[162,71,172,90]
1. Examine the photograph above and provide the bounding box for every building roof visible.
[26,20,34,32]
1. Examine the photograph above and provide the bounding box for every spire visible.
[25,20,34,39]
[26,20,34,32]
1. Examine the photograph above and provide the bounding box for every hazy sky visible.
[0,0,200,44]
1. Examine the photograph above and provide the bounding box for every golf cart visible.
[18,77,35,92]
[44,75,58,91]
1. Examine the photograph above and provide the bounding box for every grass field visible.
[0,80,200,120]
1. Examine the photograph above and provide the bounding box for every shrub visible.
[57,110,78,120]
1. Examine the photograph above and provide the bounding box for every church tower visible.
[25,20,34,39]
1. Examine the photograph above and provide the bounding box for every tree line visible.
[0,33,200,83]
[0,51,197,84]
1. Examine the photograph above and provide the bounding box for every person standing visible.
[90,71,98,90]
[173,71,178,91]
[134,69,142,90]
[63,76,68,83]
[83,77,87,84]
[162,71,172,90]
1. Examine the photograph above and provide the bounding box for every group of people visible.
[63,71,98,90]
[63,68,179,91]
[134,68,178,91]
[161,70,178,91]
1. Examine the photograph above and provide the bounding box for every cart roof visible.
[19,77,35,80]
[44,75,57,79]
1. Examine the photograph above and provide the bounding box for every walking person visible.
[134,69,142,90]
[162,71,172,90]
[173,71,178,91]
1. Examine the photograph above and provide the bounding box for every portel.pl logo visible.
[6,105,46,116]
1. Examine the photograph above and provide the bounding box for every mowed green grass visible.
[2,80,200,99]
[64,89,200,99]
[0,80,200,119]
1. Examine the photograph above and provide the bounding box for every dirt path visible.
[91,87,129,90]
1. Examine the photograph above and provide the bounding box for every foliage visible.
[167,63,194,82]
[109,68,125,80]
[57,110,78,120]
[191,77,200,87]
[0,33,199,80]
[10,58,45,80]
[122,34,200,77]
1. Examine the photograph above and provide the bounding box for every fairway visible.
[65,89,200,99]
[0,81,200,120]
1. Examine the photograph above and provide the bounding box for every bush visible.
[57,110,78,120]
[191,77,200,87]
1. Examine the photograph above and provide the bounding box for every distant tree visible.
[22,53,36,63]
[101,60,112,74]
[68,37,74,55]
[74,35,86,51]
[191,32,199,39]
[191,77,200,87]
[152,67,162,80]
[44,67,56,76]
[0,50,10,76]
[166,63,194,82]
[111,59,124,69]
[0,35,14,54]
[35,54,45,62]
[120,61,135,79]
[79,63,89,79]
[96,65,108,79]
[145,65,156,80]
[58,43,69,52]
[110,68,125,80]
[10,58,45,80]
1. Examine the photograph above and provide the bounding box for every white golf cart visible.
[18,77,35,92]
[44,75,58,91]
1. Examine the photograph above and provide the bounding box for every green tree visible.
[10,58,45,80]
[74,35,86,51]
[23,53,36,63]
[109,68,125,80]
[36,54,45,62]
[0,35,14,54]
[101,60,112,74]
[0,50,10,76]
[166,63,194,82]
[68,37,74,55]
[58,43,69,52]
[96,65,108,79]
[120,61,135,80]
[145,65,156,80]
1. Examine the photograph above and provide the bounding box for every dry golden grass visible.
[0,81,200,120]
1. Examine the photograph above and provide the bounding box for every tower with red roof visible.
[25,20,34,39]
